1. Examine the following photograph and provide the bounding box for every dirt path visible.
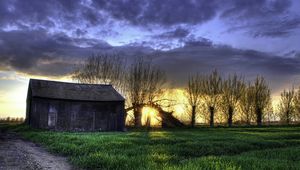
[0,132,75,170]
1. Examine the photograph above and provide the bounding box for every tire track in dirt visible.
[0,132,75,170]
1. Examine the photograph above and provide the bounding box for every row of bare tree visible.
[186,70,271,127]
[73,54,300,127]
[72,55,165,127]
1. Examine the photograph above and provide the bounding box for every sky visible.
[0,0,300,118]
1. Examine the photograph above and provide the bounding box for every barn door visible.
[48,105,57,128]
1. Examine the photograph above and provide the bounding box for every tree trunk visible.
[228,106,233,127]
[286,111,290,125]
[209,106,214,127]
[191,105,196,127]
[146,113,151,129]
[246,114,251,126]
[256,107,262,127]
[127,103,185,128]
[133,103,142,127]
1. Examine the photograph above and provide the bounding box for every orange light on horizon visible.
[0,71,75,118]
[0,69,285,122]
[141,107,162,127]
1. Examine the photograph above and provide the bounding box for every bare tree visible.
[222,74,245,127]
[278,88,295,124]
[239,83,255,125]
[74,55,167,128]
[72,54,126,93]
[294,86,300,122]
[186,74,203,127]
[202,70,222,127]
[253,76,271,126]
[264,99,274,125]
[126,57,166,127]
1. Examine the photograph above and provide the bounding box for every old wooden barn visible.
[25,79,125,131]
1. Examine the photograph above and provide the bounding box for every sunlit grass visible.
[4,125,300,169]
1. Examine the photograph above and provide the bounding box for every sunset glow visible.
[0,71,73,118]
[1,1,300,169]
[141,107,161,127]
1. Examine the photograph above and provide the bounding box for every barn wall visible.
[25,87,31,125]
[29,98,125,131]
[29,98,48,128]
[29,98,39,128]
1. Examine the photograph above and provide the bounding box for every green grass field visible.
[3,125,300,170]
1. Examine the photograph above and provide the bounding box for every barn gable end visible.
[26,79,125,131]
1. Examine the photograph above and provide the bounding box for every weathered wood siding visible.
[28,97,125,131]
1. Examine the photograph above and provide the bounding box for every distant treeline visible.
[0,117,24,123]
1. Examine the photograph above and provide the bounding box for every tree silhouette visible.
[186,74,203,127]
[73,55,166,127]
[126,57,165,127]
[222,74,245,127]
[278,88,295,124]
[73,56,285,127]
[252,76,271,126]
[201,70,222,127]
[72,54,126,94]
[294,87,300,122]
[239,83,255,125]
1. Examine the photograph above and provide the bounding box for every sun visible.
[141,107,161,127]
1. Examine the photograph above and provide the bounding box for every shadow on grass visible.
[2,124,300,169]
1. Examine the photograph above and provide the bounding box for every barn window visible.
[48,105,57,127]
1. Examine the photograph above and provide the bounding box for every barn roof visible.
[28,79,125,101]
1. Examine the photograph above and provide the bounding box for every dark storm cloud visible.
[92,0,219,26]
[225,14,300,38]
[154,27,190,39]
[0,0,298,38]
[222,0,300,37]
[151,41,300,93]
[221,0,292,19]
[0,0,219,29]
[0,29,155,76]
[0,29,113,76]
[75,29,88,37]
[183,37,213,47]
[92,0,299,37]
[251,17,300,37]
[0,27,300,93]
[0,0,106,30]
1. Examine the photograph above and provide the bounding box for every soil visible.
[0,132,75,170]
